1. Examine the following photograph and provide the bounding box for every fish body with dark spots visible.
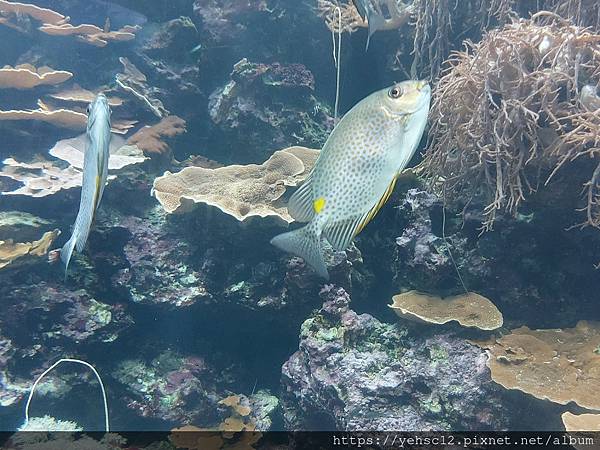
[271,80,431,279]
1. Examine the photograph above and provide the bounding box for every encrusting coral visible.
[389,290,503,330]
[0,64,72,89]
[152,146,319,223]
[476,321,600,410]
[421,14,600,232]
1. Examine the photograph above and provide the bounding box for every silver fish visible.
[351,0,386,50]
[61,93,111,276]
[271,80,431,279]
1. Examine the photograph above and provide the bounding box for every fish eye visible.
[86,105,91,115]
[389,86,403,99]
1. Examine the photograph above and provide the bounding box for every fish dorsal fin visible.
[288,175,316,223]
[354,175,398,237]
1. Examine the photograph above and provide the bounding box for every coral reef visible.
[281,286,510,430]
[389,291,503,330]
[208,59,333,162]
[113,352,222,425]
[112,211,210,308]
[422,16,600,231]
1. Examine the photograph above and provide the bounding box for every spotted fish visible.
[61,93,111,276]
[271,80,431,279]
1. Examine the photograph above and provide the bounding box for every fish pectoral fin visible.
[354,175,398,237]
[287,174,316,223]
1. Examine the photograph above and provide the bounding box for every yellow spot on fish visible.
[313,197,326,214]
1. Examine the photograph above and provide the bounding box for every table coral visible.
[152,146,319,223]
[0,64,72,89]
[477,321,600,410]
[389,290,503,330]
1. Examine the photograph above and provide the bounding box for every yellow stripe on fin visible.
[313,197,326,214]
[354,176,398,237]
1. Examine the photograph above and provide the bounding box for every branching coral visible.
[421,15,600,231]
[127,116,187,156]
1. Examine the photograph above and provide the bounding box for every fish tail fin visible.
[271,224,329,279]
[60,234,77,279]
[366,11,385,51]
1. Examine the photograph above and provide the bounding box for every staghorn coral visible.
[389,290,503,330]
[0,64,72,89]
[317,0,412,34]
[422,15,600,232]
[127,116,186,156]
[152,146,319,223]
[477,321,600,410]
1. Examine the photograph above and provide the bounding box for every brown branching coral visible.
[317,0,412,34]
[127,116,187,157]
[421,15,600,231]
